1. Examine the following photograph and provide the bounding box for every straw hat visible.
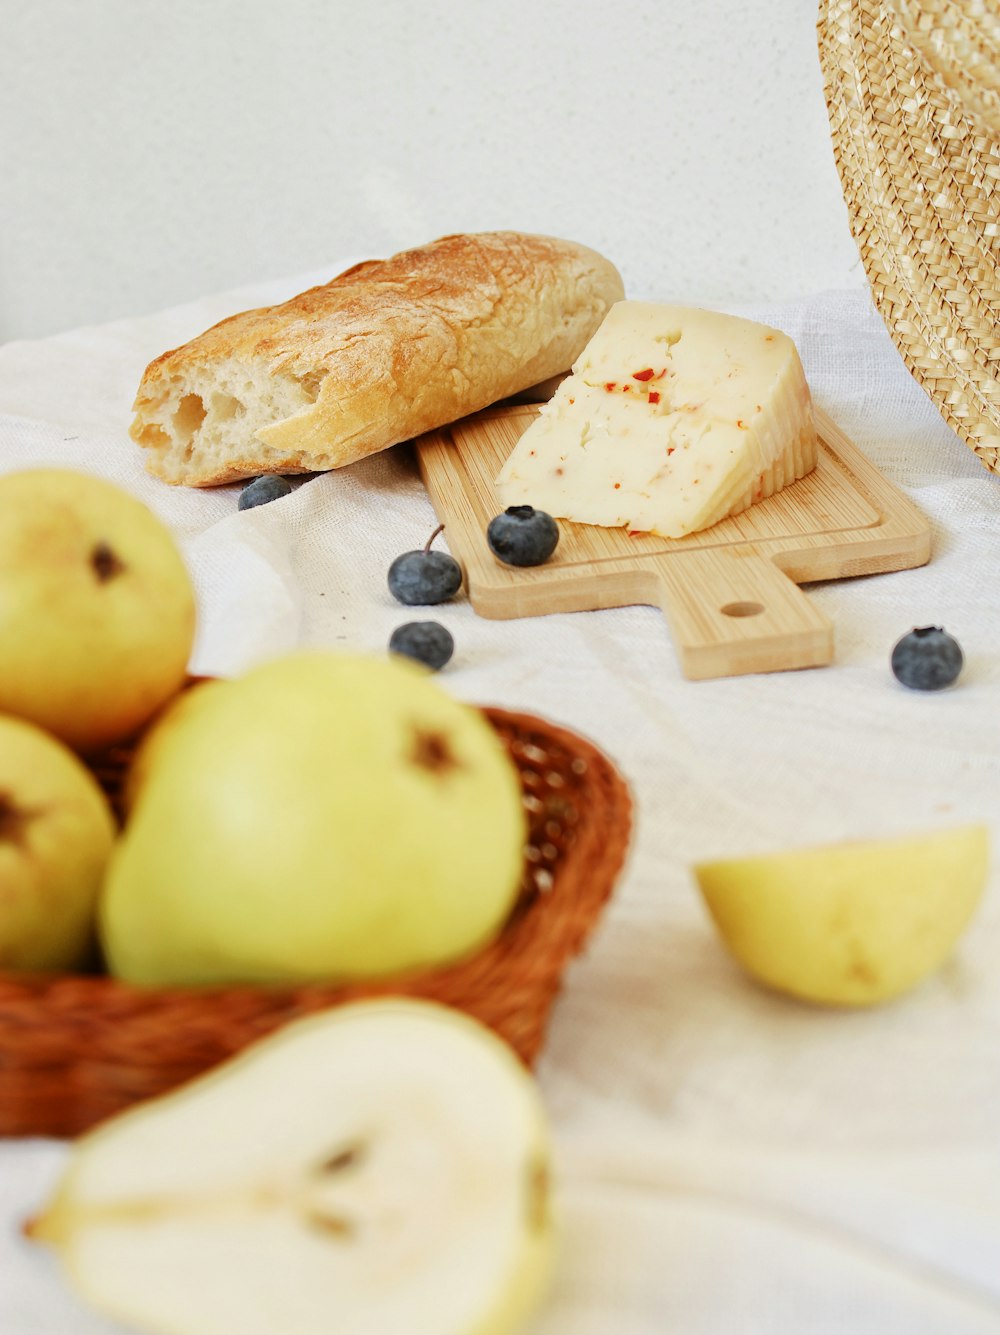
[818,0,1000,474]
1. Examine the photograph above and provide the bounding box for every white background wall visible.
[1,0,865,342]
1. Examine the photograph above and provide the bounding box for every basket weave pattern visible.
[819,0,1000,473]
[0,707,631,1139]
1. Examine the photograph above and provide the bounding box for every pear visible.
[101,652,527,986]
[0,469,196,754]
[120,676,231,817]
[695,825,989,1005]
[0,713,116,970]
[28,999,554,1335]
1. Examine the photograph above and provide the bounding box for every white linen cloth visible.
[0,273,998,1335]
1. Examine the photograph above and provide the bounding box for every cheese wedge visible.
[495,302,817,539]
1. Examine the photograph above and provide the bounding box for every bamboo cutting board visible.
[414,405,931,679]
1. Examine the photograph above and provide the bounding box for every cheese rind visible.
[495,302,817,538]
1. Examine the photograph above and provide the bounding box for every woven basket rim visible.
[818,0,1000,474]
[0,704,632,1138]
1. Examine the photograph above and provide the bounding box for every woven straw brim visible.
[819,0,1000,474]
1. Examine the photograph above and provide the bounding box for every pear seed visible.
[305,1211,356,1239]
[318,1143,366,1174]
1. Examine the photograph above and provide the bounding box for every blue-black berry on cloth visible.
[486,506,560,567]
[890,626,964,691]
[389,621,454,671]
[238,475,293,510]
[388,549,462,606]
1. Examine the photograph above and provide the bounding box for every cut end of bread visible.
[130,365,321,487]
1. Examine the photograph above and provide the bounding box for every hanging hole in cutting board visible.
[720,601,765,618]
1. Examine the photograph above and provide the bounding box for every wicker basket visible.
[0,707,631,1139]
[818,0,1000,473]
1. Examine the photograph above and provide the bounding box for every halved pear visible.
[694,825,989,1006]
[28,1000,553,1335]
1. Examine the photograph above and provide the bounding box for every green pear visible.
[0,713,116,971]
[101,652,527,986]
[0,469,196,754]
[27,998,554,1335]
[120,677,231,817]
[695,824,989,1005]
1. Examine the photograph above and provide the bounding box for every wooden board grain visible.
[414,405,931,679]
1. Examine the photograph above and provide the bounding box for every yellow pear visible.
[0,469,196,754]
[695,825,989,1006]
[101,652,527,986]
[0,714,116,971]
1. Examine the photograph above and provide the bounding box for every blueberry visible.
[389,621,454,671]
[890,626,964,691]
[238,475,293,510]
[486,506,560,567]
[388,526,462,606]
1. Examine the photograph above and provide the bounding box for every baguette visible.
[129,231,625,486]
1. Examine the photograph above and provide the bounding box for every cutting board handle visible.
[649,548,834,679]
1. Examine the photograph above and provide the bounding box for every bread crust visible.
[129,231,625,486]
